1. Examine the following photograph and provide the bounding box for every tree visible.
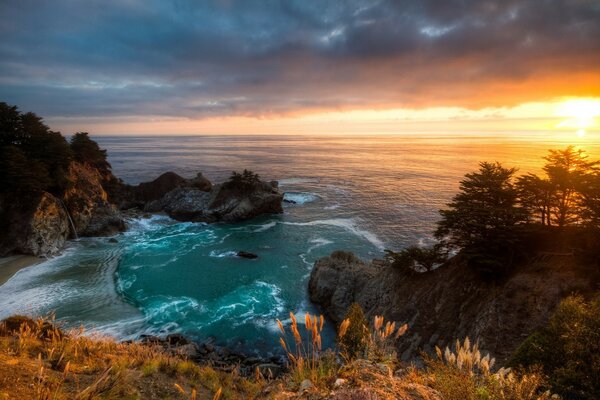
[0,146,50,193]
[0,102,72,194]
[70,132,111,175]
[435,162,526,250]
[516,173,553,226]
[543,146,597,228]
[579,172,600,229]
[385,244,448,274]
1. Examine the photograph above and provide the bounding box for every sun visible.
[556,98,600,137]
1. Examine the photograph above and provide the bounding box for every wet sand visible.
[0,255,42,286]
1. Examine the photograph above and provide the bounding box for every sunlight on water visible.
[1,134,598,355]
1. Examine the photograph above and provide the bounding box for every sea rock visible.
[148,179,283,223]
[126,172,188,207]
[118,171,212,209]
[188,172,212,191]
[309,250,596,364]
[146,187,210,219]
[237,251,258,259]
[0,192,69,257]
[62,162,125,237]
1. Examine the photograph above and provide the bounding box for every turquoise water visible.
[1,134,598,355]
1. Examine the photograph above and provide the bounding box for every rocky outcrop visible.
[0,192,69,257]
[309,250,597,364]
[63,162,125,237]
[147,179,283,223]
[117,172,212,209]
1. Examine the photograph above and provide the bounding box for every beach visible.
[0,255,41,286]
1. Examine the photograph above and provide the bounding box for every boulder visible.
[0,192,69,257]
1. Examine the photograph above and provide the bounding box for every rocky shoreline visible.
[308,250,597,365]
[0,165,284,258]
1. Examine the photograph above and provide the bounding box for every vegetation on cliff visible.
[0,103,115,197]
[387,146,600,278]
[511,295,600,399]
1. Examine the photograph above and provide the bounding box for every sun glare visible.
[556,98,600,137]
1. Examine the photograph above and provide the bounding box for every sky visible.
[1,0,599,136]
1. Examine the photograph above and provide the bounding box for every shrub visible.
[338,303,369,361]
[385,244,448,274]
[510,295,600,399]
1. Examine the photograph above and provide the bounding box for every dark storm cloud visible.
[1,0,599,119]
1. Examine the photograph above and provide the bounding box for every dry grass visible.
[423,338,554,400]
[0,315,263,399]
[1,313,557,399]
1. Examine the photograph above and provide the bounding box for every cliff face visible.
[309,250,597,364]
[0,162,125,257]
[63,162,125,237]
[0,192,69,257]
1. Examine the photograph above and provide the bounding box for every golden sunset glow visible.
[556,98,600,137]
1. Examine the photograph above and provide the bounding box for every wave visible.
[209,250,238,258]
[307,238,334,254]
[284,192,320,204]
[251,221,277,232]
[283,218,385,250]
[278,177,319,186]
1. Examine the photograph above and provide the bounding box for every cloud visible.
[1,0,599,120]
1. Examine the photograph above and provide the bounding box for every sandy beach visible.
[0,255,42,286]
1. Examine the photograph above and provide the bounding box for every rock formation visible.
[309,250,597,364]
[63,162,125,237]
[0,192,69,257]
[146,179,283,223]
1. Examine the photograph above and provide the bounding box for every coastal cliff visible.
[309,250,598,364]
[0,165,283,257]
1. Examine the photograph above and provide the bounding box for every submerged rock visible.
[237,251,258,259]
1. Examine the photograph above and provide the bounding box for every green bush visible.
[338,303,369,361]
[510,295,600,399]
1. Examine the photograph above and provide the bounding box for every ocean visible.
[1,133,597,356]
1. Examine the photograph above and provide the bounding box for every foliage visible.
[434,162,527,276]
[225,169,261,189]
[542,146,598,227]
[70,132,111,176]
[579,172,600,228]
[510,295,600,399]
[337,303,369,360]
[385,244,448,274]
[425,338,552,400]
[435,161,526,249]
[0,102,73,194]
[516,173,553,226]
